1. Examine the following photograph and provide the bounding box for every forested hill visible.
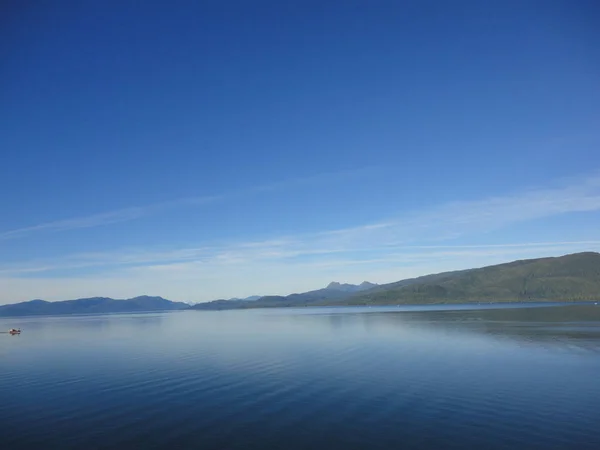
[331,252,600,306]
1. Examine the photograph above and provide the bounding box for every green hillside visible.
[331,252,600,306]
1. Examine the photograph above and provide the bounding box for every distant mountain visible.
[326,281,378,292]
[227,295,262,302]
[0,296,188,317]
[190,281,379,310]
[190,299,248,310]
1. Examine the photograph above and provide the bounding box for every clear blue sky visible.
[1,1,599,304]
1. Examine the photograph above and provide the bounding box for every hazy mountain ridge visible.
[227,295,262,302]
[325,281,378,292]
[189,281,380,310]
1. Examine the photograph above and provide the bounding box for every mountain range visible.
[190,280,379,310]
[2,252,600,316]
[0,296,188,317]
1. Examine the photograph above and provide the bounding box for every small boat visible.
[8,328,21,335]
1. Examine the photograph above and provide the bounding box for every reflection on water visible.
[1,304,600,450]
[302,305,600,353]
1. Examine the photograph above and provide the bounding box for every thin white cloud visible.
[0,166,379,241]
[0,197,221,241]
[2,173,600,303]
[0,207,146,240]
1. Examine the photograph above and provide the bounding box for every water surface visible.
[1,304,600,449]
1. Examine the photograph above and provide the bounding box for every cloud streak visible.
[3,174,600,273]
[0,197,221,241]
[0,166,379,241]
[2,173,600,303]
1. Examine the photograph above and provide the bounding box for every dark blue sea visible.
[2,303,600,449]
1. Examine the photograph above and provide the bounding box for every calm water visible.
[2,304,600,450]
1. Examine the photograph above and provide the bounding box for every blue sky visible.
[1,1,599,304]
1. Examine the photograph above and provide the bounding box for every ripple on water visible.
[1,306,600,450]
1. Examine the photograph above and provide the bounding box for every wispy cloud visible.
[2,173,600,303]
[3,174,600,273]
[0,197,221,241]
[0,166,379,241]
